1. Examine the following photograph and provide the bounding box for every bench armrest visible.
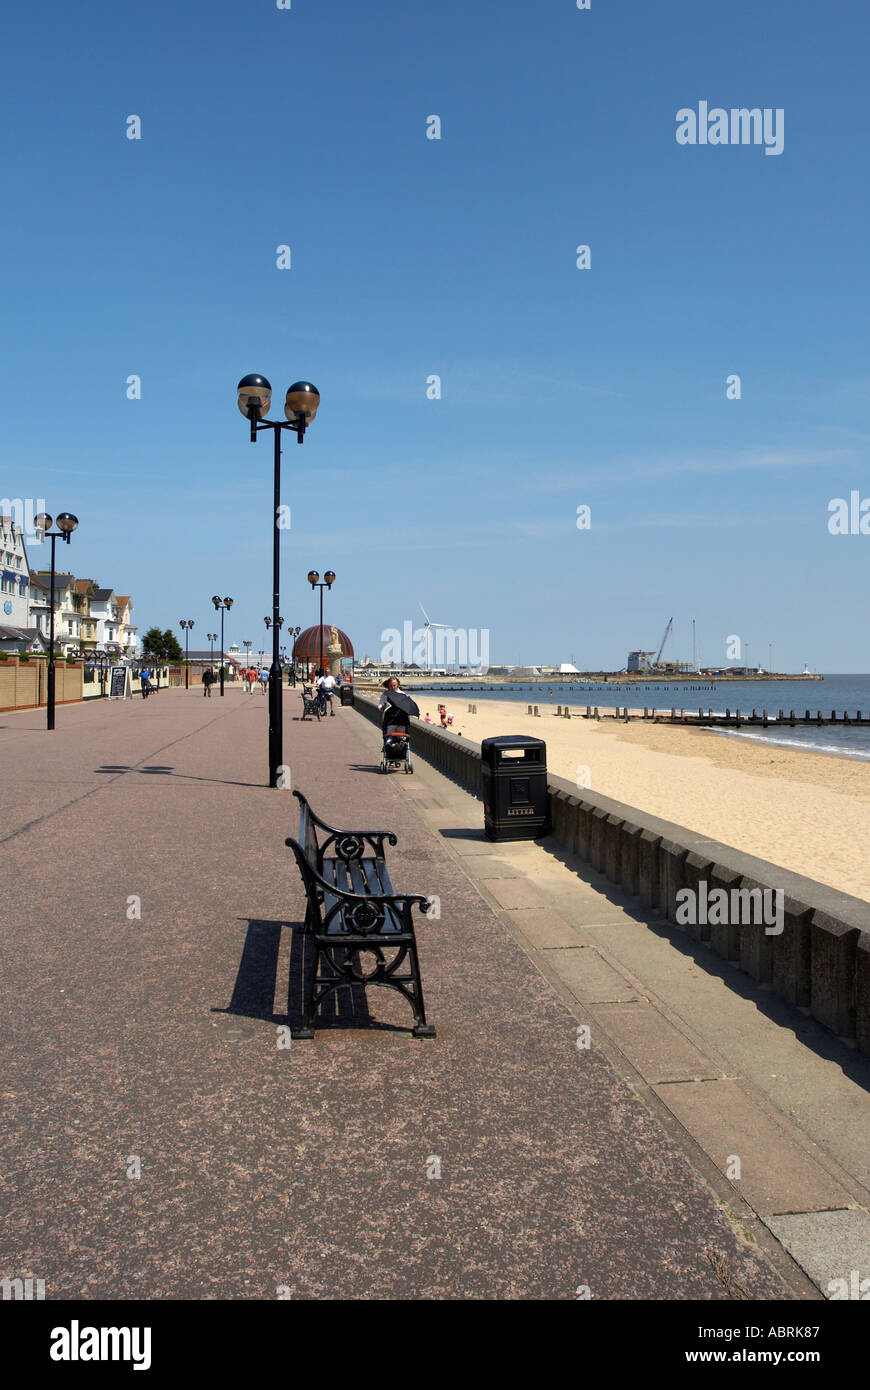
[284,839,428,917]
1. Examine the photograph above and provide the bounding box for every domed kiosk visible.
[293,624,354,679]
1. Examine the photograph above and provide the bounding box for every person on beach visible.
[140,667,151,699]
[438,704,448,727]
[202,668,215,697]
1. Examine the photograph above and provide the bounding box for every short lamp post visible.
[237,373,320,788]
[207,632,217,669]
[34,511,78,730]
[179,619,195,689]
[211,597,233,695]
[289,625,301,685]
[91,648,111,697]
[308,570,336,677]
[264,616,283,683]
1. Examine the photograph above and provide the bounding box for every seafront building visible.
[24,567,140,659]
[0,514,38,650]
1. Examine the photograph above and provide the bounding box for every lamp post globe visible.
[285,382,320,433]
[237,375,272,421]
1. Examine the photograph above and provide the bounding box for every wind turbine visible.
[418,601,452,669]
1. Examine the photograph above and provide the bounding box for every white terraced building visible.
[0,514,40,650]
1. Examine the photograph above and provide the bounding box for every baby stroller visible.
[381,711,413,774]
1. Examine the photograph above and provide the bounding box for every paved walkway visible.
[0,689,815,1298]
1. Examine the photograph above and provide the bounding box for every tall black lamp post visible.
[307,570,336,677]
[207,632,217,670]
[179,619,195,689]
[237,373,320,788]
[211,597,233,695]
[34,511,78,730]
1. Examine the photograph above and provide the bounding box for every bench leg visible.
[295,937,436,1038]
[290,933,319,1039]
[407,940,436,1038]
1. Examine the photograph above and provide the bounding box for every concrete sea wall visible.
[353,693,870,1054]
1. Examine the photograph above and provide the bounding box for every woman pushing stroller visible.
[377,677,419,774]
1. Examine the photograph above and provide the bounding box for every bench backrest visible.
[293,789,398,871]
[298,799,319,866]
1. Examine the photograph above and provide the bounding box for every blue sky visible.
[1,0,868,670]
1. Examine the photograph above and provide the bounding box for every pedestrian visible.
[258,666,269,693]
[438,703,447,727]
[317,668,337,715]
[140,666,152,699]
[202,668,214,698]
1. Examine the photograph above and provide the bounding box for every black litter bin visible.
[481,735,550,841]
[340,683,354,707]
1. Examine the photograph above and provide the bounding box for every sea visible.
[409,675,870,762]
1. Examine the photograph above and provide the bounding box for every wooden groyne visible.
[556,707,870,728]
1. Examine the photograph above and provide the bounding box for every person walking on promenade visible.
[140,666,152,699]
[258,666,269,694]
[202,668,215,698]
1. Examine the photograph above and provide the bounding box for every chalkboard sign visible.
[109,666,128,699]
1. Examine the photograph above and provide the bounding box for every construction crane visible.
[654,617,673,667]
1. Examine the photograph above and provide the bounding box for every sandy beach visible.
[414,697,870,902]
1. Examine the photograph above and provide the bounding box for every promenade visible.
[0,687,854,1299]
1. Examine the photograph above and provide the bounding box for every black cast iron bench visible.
[284,790,436,1039]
